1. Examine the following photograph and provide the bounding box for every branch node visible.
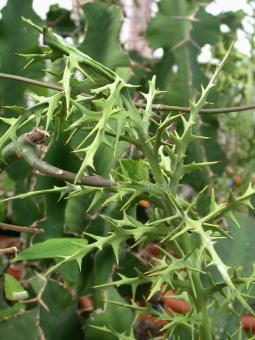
[0,246,18,255]
[26,127,50,145]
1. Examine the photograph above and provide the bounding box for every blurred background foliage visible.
[0,0,255,339]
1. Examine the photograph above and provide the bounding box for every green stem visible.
[137,131,165,185]
[192,272,212,340]
[181,233,212,340]
[122,93,166,185]
[205,278,252,296]
[170,119,194,191]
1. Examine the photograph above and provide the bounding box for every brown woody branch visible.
[0,72,62,91]
[0,222,44,235]
[1,128,115,188]
[0,246,18,255]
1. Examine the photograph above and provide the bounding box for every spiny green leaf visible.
[0,185,73,203]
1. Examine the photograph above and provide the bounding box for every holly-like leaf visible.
[80,2,129,69]
[39,280,83,340]
[0,309,40,340]
[146,1,220,105]
[0,0,43,107]
[85,287,134,340]
[46,4,76,38]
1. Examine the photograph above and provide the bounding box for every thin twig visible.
[20,274,49,311]
[0,72,255,114]
[0,222,44,235]
[0,246,18,255]
[135,102,255,114]
[0,72,63,91]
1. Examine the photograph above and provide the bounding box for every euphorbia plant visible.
[1,19,255,339]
